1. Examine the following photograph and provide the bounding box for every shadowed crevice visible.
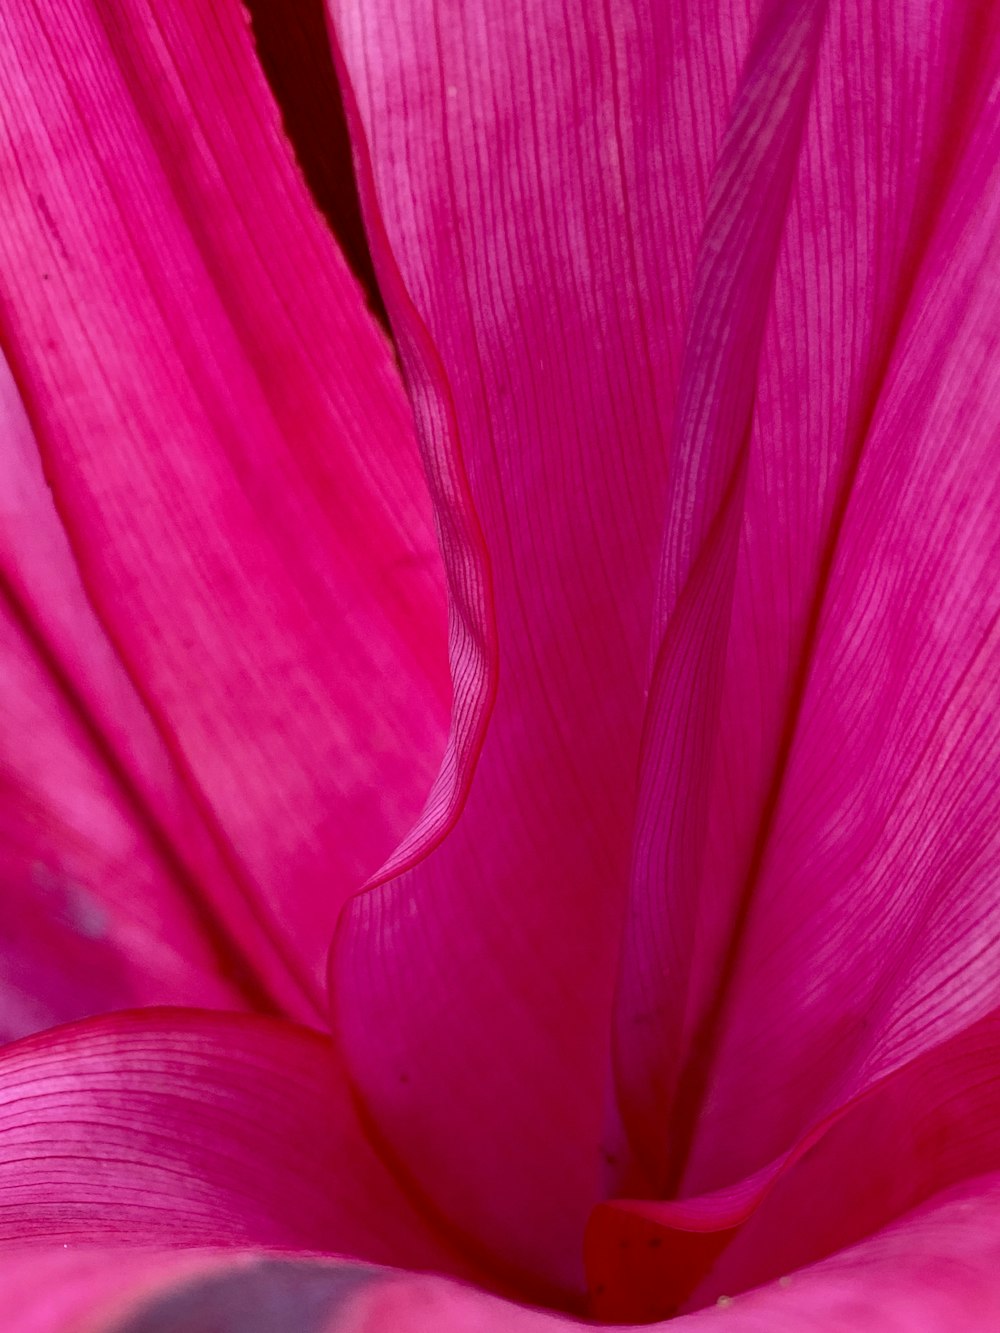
[244,0,390,329]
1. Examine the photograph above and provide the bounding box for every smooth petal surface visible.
[327,0,756,1296]
[306,1177,1000,1330]
[0,0,450,1022]
[0,1008,470,1279]
[613,2,1000,1192]
[588,1005,1000,1317]
[685,1009,1000,1309]
[0,1249,382,1333]
[10,1182,1000,1332]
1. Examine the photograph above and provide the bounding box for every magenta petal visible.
[613,0,827,1187]
[0,355,254,1035]
[262,1178,1000,1331]
[613,3,1000,1191]
[327,0,755,1296]
[242,0,386,322]
[0,1249,384,1333]
[0,0,450,1020]
[685,1008,1000,1309]
[673,1176,1000,1331]
[587,1004,1000,1316]
[89,1178,1000,1332]
[0,1008,469,1278]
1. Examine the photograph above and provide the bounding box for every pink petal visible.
[686,1008,1000,1310]
[614,3,1000,1192]
[0,1249,381,1333]
[242,0,387,323]
[326,0,755,1296]
[613,0,827,1186]
[588,1005,1000,1316]
[0,1008,470,1280]
[0,356,267,1034]
[0,0,450,1022]
[8,1184,1000,1331]
[283,1176,1000,1330]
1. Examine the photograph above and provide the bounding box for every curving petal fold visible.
[279,1176,1000,1330]
[589,1005,1000,1317]
[612,1,1000,1193]
[327,0,757,1297]
[0,0,450,1023]
[685,1008,1000,1310]
[612,0,827,1186]
[0,1008,469,1278]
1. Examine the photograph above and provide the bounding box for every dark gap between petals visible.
[244,0,390,330]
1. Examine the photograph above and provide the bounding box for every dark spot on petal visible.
[109,1258,378,1333]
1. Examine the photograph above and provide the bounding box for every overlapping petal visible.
[589,1004,1000,1316]
[260,1177,1000,1330]
[617,2,1000,1195]
[688,1010,1000,1308]
[0,0,450,1024]
[0,355,262,1035]
[5,0,1000,1327]
[327,0,1000,1305]
[0,1008,476,1277]
[242,0,386,323]
[10,1179,1000,1331]
[612,0,827,1183]
[327,0,757,1295]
